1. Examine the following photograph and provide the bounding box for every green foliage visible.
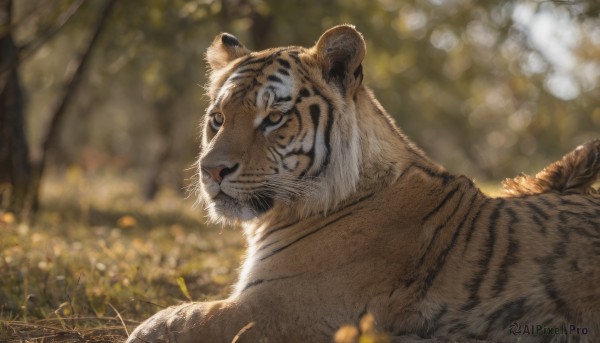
[15,0,600,184]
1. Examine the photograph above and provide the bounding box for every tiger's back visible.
[360,156,600,342]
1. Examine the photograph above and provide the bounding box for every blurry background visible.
[2,0,600,217]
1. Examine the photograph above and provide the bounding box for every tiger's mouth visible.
[211,190,275,219]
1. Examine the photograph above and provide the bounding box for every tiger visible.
[127,25,600,343]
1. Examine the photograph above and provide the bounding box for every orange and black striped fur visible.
[128,25,600,343]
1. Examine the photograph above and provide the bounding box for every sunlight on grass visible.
[0,168,243,342]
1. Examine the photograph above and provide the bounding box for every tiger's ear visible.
[313,25,366,94]
[206,33,251,70]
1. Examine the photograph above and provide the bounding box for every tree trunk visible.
[0,0,30,216]
[143,99,175,200]
[24,0,117,218]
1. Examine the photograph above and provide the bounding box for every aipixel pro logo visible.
[509,322,589,337]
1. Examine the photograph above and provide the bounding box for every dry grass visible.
[0,167,243,342]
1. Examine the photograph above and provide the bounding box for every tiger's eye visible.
[213,112,224,125]
[268,112,283,124]
[209,112,224,130]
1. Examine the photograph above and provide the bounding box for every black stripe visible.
[233,67,263,75]
[229,179,274,184]
[329,193,375,215]
[419,192,480,297]
[268,146,284,160]
[243,98,255,107]
[573,226,600,239]
[259,193,375,251]
[308,88,335,177]
[583,196,600,206]
[561,208,600,222]
[287,52,301,64]
[277,58,291,69]
[275,140,289,149]
[267,75,282,83]
[537,196,555,209]
[299,87,310,98]
[412,163,453,185]
[259,212,352,261]
[462,199,505,311]
[534,221,572,315]
[421,186,459,223]
[233,50,285,75]
[462,199,489,254]
[227,75,250,82]
[558,211,569,225]
[559,197,593,207]
[525,201,550,219]
[531,214,546,234]
[258,219,302,244]
[321,102,334,172]
[406,191,467,288]
[241,272,304,292]
[448,323,467,335]
[294,113,311,178]
[492,207,519,296]
[242,279,265,291]
[230,86,256,101]
[265,148,278,164]
[237,55,274,68]
[420,305,448,337]
[296,66,311,80]
[525,199,549,234]
[275,96,292,103]
[287,107,302,143]
[539,273,570,316]
[309,104,320,128]
[485,297,527,333]
[309,94,333,176]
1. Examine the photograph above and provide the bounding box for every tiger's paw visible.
[127,303,203,343]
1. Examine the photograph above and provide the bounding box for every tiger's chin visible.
[205,191,275,223]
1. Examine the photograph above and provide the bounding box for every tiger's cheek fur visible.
[264,112,304,173]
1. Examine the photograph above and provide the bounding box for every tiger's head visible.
[198,25,368,223]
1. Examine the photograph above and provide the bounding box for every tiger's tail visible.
[503,139,600,196]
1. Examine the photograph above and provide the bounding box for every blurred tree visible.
[26,0,117,215]
[0,0,29,215]
[321,0,600,179]
[1,0,115,218]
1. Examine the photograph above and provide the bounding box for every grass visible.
[1,167,244,342]
[1,167,503,342]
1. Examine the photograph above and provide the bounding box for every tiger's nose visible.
[201,163,239,184]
